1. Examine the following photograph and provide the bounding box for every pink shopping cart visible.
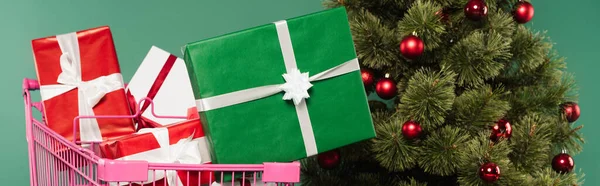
[22,78,301,186]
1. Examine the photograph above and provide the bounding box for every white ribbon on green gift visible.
[195,20,360,157]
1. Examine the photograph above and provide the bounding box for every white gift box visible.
[126,46,197,127]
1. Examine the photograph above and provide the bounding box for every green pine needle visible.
[397,0,446,51]
[508,73,577,118]
[398,177,428,186]
[457,132,526,186]
[509,113,554,172]
[552,115,584,155]
[525,168,584,186]
[372,115,420,172]
[398,67,456,129]
[511,26,552,73]
[418,126,471,176]
[484,8,516,38]
[452,84,511,132]
[350,9,402,68]
[442,31,512,86]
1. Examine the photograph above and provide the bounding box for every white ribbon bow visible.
[39,32,124,143]
[113,127,202,186]
[57,52,123,107]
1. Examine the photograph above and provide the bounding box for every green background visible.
[1,0,597,185]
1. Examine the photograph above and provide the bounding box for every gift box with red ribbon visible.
[100,118,214,186]
[31,26,135,143]
[126,46,198,129]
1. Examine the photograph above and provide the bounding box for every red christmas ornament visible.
[479,162,501,182]
[435,9,450,23]
[361,69,375,87]
[464,0,488,21]
[490,119,512,142]
[562,102,581,123]
[399,35,424,59]
[552,153,574,173]
[318,149,341,169]
[514,1,534,24]
[375,77,397,100]
[402,120,422,139]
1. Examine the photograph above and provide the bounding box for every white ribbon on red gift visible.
[111,127,204,186]
[39,32,124,143]
[194,20,361,157]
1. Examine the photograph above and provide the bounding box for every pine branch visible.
[484,8,516,38]
[442,31,512,86]
[452,84,511,133]
[447,0,501,40]
[510,26,552,73]
[301,151,397,186]
[552,117,584,155]
[430,0,462,7]
[397,0,446,51]
[524,168,584,186]
[350,9,404,69]
[418,126,471,176]
[328,0,413,25]
[398,67,457,129]
[509,113,553,172]
[398,177,428,186]
[372,115,421,172]
[300,157,346,185]
[496,50,567,89]
[457,132,527,186]
[508,73,577,118]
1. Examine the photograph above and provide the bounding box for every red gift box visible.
[31,26,135,143]
[100,118,214,186]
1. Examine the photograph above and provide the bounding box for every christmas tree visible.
[300,0,585,185]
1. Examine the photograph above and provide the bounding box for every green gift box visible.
[184,7,375,164]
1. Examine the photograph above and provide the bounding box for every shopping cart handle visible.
[23,78,40,90]
[97,159,149,182]
[262,161,300,183]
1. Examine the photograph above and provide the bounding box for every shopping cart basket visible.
[22,78,300,186]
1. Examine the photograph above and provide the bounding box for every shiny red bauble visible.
[490,119,512,142]
[402,120,422,140]
[562,102,581,123]
[361,69,375,87]
[514,1,534,24]
[375,78,397,100]
[318,149,341,169]
[435,9,450,23]
[464,0,488,21]
[552,153,574,173]
[399,35,424,59]
[479,162,501,183]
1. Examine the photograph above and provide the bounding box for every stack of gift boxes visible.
[30,7,375,186]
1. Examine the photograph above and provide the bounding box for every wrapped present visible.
[126,46,197,129]
[183,7,375,164]
[31,26,135,142]
[100,118,213,186]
